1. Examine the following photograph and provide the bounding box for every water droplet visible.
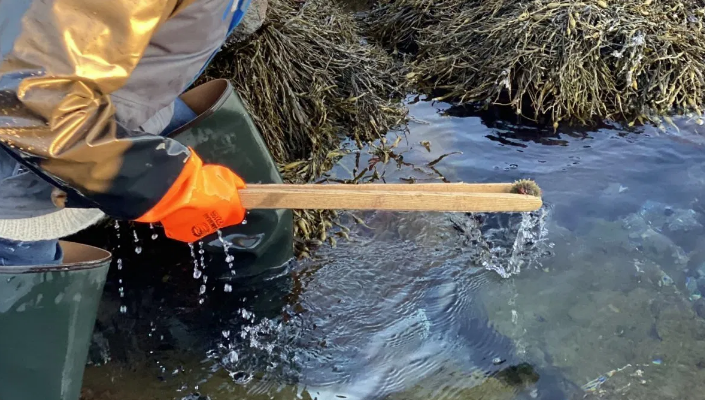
[225,350,239,364]
[198,298,205,305]
[241,219,248,225]
[120,305,127,313]
[199,285,206,295]
[222,330,231,338]
[224,284,232,292]
[149,224,159,240]
[203,275,208,284]
[135,246,142,254]
[117,258,123,271]
[193,268,202,279]
[133,230,139,242]
[114,220,120,229]
[218,231,237,275]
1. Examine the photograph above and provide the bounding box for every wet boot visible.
[0,241,112,400]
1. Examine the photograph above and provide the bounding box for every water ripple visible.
[231,210,553,399]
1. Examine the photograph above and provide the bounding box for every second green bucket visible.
[0,241,111,400]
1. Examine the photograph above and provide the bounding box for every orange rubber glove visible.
[135,151,246,242]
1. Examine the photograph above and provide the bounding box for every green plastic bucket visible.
[0,241,111,400]
[169,79,294,283]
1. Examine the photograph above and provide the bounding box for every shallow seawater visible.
[81,99,705,400]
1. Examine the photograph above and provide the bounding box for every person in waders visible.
[0,1,293,399]
[0,0,257,264]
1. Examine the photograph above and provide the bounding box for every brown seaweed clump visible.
[510,179,542,198]
[362,0,466,52]
[200,0,408,255]
[367,0,705,126]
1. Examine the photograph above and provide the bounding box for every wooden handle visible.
[245,183,515,193]
[239,183,542,213]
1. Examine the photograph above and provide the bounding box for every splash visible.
[450,206,552,278]
[207,315,285,387]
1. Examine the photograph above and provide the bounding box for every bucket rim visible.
[168,79,232,137]
[0,240,112,273]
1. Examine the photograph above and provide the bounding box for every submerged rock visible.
[636,200,702,234]
[695,298,705,320]
[686,277,702,301]
[666,208,702,234]
[697,264,705,279]
[620,201,697,266]
[640,228,689,266]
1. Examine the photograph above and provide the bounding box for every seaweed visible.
[367,0,705,126]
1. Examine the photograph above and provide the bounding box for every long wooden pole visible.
[239,183,542,213]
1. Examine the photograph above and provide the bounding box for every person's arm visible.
[0,0,245,242]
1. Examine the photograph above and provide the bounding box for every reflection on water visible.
[82,98,705,400]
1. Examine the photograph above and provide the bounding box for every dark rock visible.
[695,298,705,320]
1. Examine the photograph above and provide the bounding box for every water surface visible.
[81,99,705,400]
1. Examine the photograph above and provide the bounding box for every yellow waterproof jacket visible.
[0,0,250,220]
